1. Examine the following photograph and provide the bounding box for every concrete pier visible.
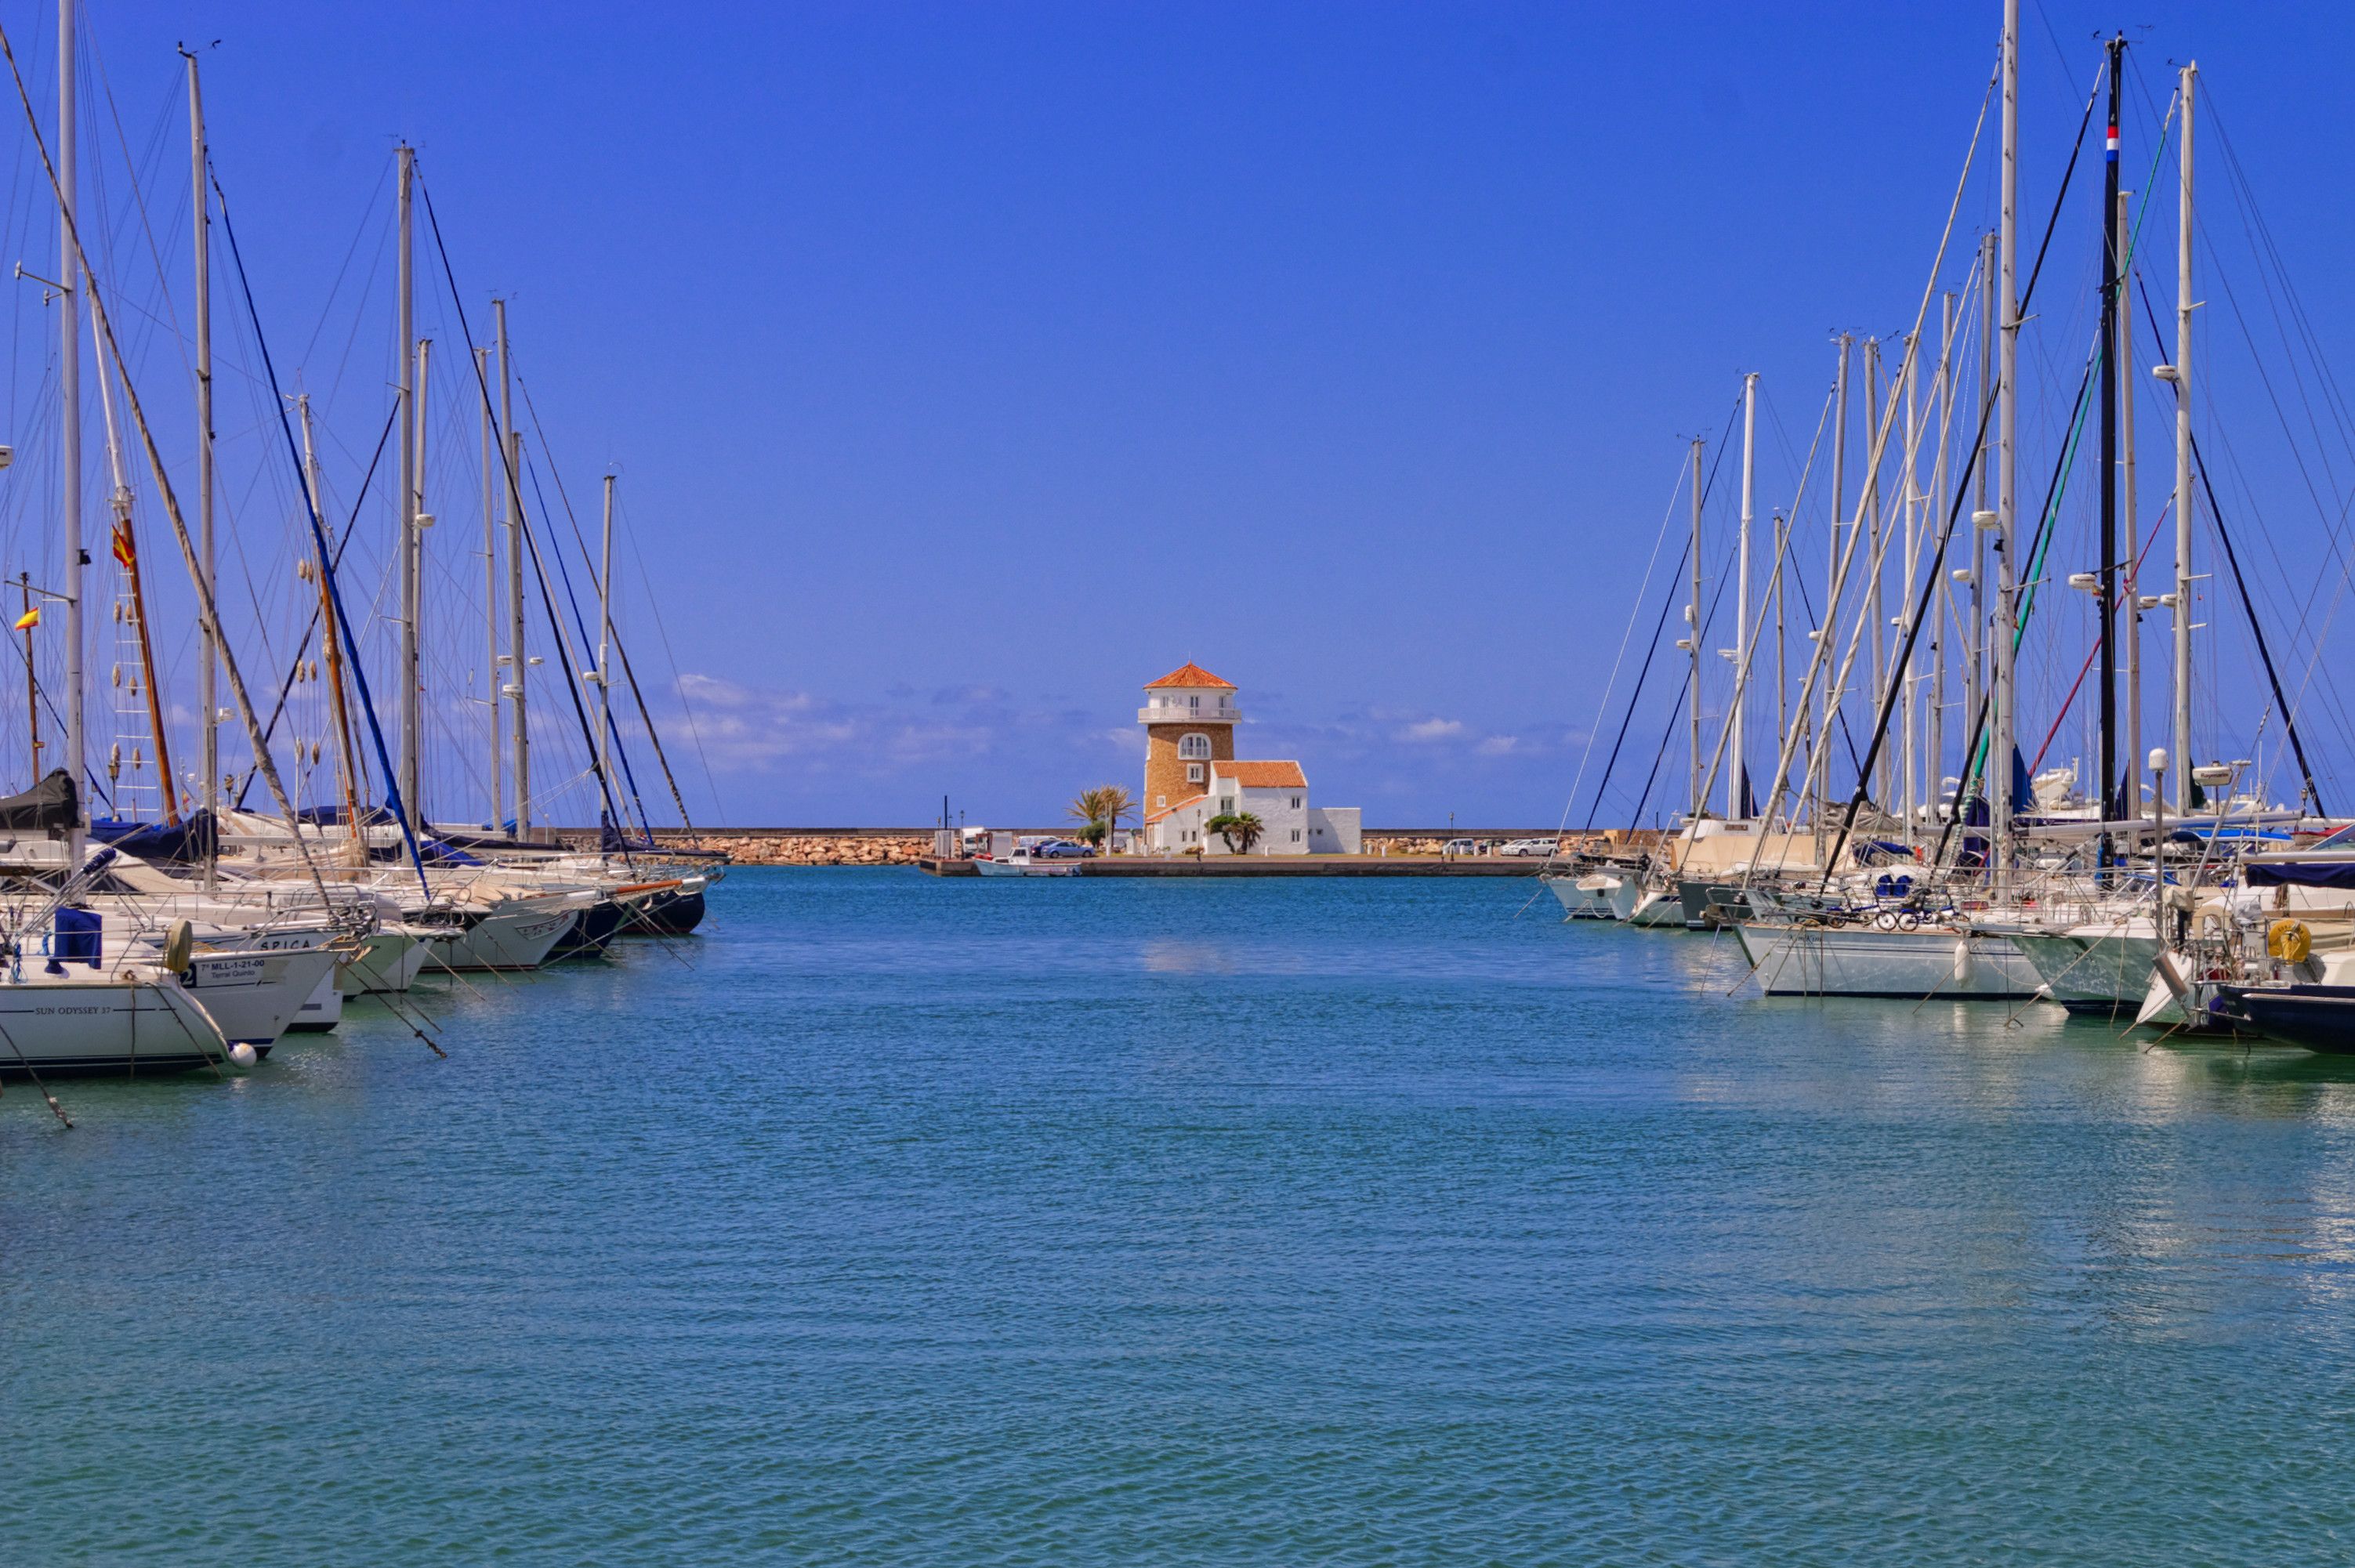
[918,855,1545,878]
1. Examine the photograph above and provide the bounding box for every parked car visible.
[1500,838,1560,857]
[1443,838,1481,857]
[1031,838,1096,860]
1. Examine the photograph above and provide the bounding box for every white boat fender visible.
[228,1041,258,1069]
[1952,938,1973,984]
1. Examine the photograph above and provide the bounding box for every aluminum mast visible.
[1992,0,2020,889]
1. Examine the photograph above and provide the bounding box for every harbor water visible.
[7,868,2355,1561]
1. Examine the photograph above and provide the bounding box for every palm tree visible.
[1068,784,1136,849]
[1206,810,1264,854]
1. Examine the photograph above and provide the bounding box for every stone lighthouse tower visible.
[1138,662,1238,811]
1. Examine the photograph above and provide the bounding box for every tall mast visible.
[597,473,616,830]
[90,317,172,825]
[410,334,432,821]
[58,0,81,832]
[1930,292,1955,826]
[20,573,36,781]
[1993,0,2020,889]
[1970,234,1993,762]
[1818,335,1849,850]
[2096,35,2123,868]
[2170,63,2196,810]
[496,299,529,835]
[1900,333,1920,841]
[187,48,215,856]
[1864,337,1885,809]
[1687,436,1703,821]
[1727,371,1755,820]
[2118,188,2141,819]
[478,345,501,828]
[1773,509,1786,773]
[395,143,418,825]
[301,394,364,865]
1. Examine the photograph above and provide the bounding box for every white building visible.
[1135,666,1361,856]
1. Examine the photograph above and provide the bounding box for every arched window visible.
[1179,733,1211,760]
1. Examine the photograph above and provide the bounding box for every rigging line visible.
[2191,195,2344,582]
[2204,89,2355,513]
[1727,378,1836,821]
[1748,51,2001,839]
[2192,428,2327,813]
[232,400,400,808]
[89,38,186,378]
[1782,541,1865,779]
[2132,274,2334,807]
[524,457,652,838]
[1549,415,1729,846]
[1627,525,1748,838]
[2203,411,2355,761]
[619,505,722,824]
[1578,537,1689,837]
[1927,349,2104,871]
[2016,57,2108,321]
[298,162,393,372]
[3,598,112,810]
[513,373,697,831]
[2030,502,2173,773]
[511,483,634,864]
[511,375,690,832]
[407,167,648,842]
[203,158,430,896]
[1621,666,1687,842]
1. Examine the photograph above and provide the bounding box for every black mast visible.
[2096,35,2123,873]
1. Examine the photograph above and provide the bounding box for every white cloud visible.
[1476,734,1521,756]
[1400,717,1466,742]
[668,674,1133,777]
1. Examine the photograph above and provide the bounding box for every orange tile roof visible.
[1143,661,1236,690]
[1214,760,1306,788]
[1144,792,1207,824]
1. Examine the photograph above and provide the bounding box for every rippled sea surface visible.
[9,867,2355,1563]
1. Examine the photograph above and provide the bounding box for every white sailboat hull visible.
[288,969,344,1033]
[0,977,219,1077]
[339,929,429,994]
[1736,922,2044,1001]
[1627,887,1687,927]
[1542,874,1616,920]
[422,900,581,972]
[2009,929,2168,1019]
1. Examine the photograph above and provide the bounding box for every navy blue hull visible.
[2219,986,2355,1055]
[628,888,706,936]
[548,900,625,962]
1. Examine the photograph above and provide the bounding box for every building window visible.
[1155,795,1166,807]
[1292,828,1301,842]
[1290,795,1301,809]
[1179,733,1211,759]
[1189,693,1200,710]
[1187,763,1204,784]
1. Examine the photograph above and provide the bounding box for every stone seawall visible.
[559,827,1665,867]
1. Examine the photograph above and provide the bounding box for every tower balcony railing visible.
[1139,703,1240,724]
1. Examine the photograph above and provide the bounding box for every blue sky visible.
[5,2,2353,827]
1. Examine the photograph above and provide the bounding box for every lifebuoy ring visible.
[2268,918,2313,965]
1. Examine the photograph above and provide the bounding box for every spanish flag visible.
[111,528,134,570]
[13,607,37,631]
